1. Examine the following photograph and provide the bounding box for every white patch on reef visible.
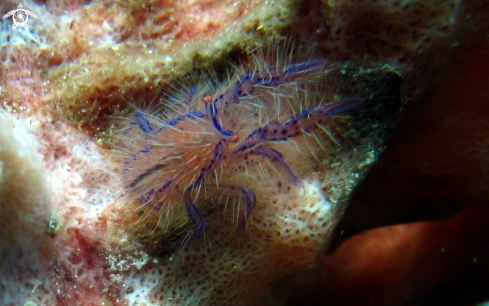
[0,109,120,304]
[0,110,56,305]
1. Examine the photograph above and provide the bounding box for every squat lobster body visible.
[116,55,360,248]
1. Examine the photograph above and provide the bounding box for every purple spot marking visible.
[160,179,172,192]
[139,145,152,153]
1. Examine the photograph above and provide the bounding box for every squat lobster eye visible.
[229,133,239,143]
[202,96,212,104]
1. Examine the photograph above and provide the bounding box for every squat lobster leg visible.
[235,187,257,233]
[252,148,301,187]
[176,141,224,244]
[184,190,207,241]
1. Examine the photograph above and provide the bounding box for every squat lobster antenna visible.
[320,96,364,115]
[283,59,328,76]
